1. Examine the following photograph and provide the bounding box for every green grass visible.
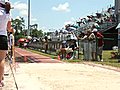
[95,50,120,68]
[26,48,58,59]
[25,48,120,68]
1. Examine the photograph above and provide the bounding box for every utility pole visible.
[115,0,120,60]
[28,0,30,36]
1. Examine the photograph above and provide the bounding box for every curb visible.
[82,62,120,72]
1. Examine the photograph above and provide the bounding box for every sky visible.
[10,0,114,32]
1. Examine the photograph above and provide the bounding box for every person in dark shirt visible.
[69,40,77,50]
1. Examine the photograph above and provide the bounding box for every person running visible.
[0,0,12,87]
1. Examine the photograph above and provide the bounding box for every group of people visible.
[78,26,104,61]
[57,39,78,60]
[0,0,13,87]
[77,6,116,29]
[56,23,104,62]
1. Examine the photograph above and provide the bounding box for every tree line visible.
[11,17,50,42]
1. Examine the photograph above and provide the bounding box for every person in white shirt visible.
[0,0,13,87]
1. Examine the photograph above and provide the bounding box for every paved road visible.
[2,48,120,90]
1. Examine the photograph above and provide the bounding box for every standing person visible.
[97,31,104,61]
[44,36,48,53]
[81,29,92,61]
[92,28,104,61]
[88,30,96,61]
[0,0,12,87]
[78,31,85,54]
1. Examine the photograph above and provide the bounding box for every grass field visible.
[65,50,120,68]
[26,49,120,68]
[96,50,120,68]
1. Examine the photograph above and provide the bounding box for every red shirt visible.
[96,32,104,47]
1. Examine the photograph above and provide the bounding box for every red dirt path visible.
[15,48,62,63]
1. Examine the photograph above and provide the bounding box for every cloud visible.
[52,2,70,12]
[12,1,38,28]
[14,1,27,10]
[13,1,28,17]
[19,10,28,16]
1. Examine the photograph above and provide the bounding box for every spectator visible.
[61,41,68,48]
[56,40,68,60]
[23,40,28,49]
[81,29,92,61]
[44,36,48,53]
[78,31,85,54]
[88,30,96,61]
[92,29,104,61]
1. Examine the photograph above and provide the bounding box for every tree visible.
[11,17,25,44]
[31,28,43,37]
[11,17,25,35]
[29,24,43,37]
[12,17,44,42]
